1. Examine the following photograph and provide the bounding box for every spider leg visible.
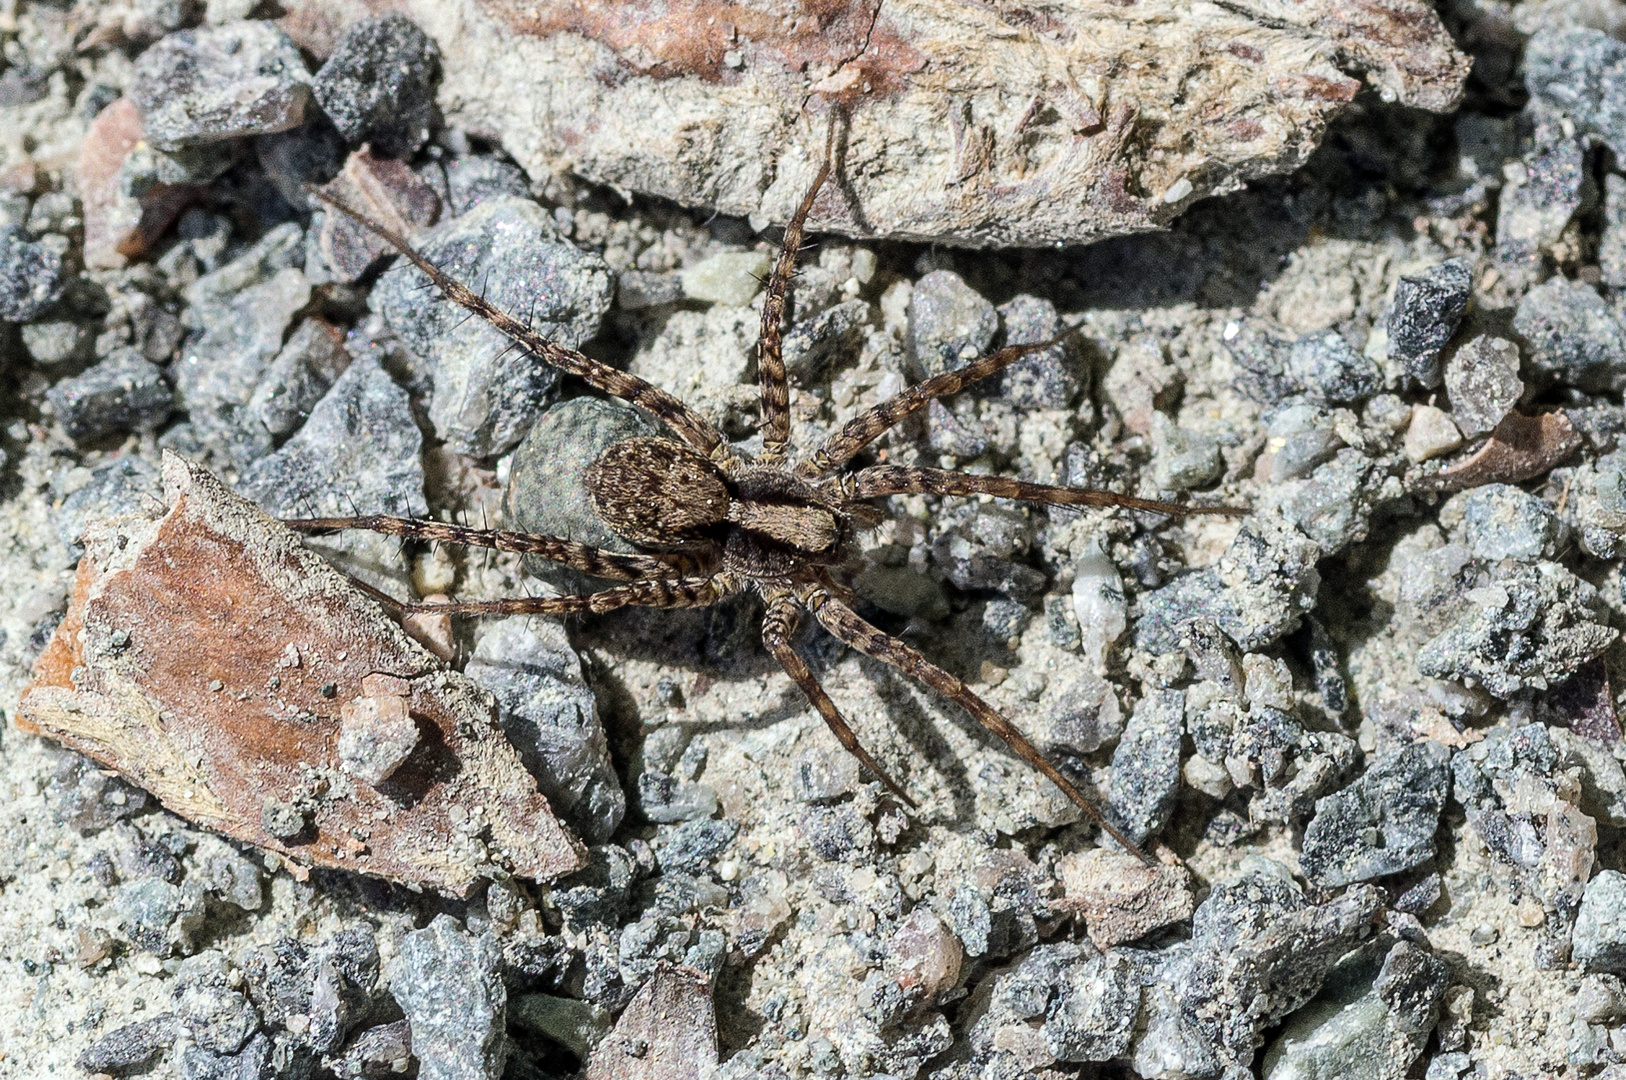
[761,592,916,807]
[757,113,839,464]
[848,466,1246,516]
[372,573,739,617]
[284,514,703,581]
[802,580,1153,864]
[307,186,726,458]
[797,334,1072,477]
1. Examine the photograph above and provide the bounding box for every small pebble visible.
[45,349,173,443]
[0,224,65,320]
[1403,404,1462,462]
[1444,335,1523,437]
[681,249,771,307]
[130,21,313,149]
[907,269,997,377]
[1150,412,1223,490]
[312,13,439,156]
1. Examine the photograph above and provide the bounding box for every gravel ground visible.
[2,3,1626,1080]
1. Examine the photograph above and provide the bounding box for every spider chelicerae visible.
[297,119,1239,864]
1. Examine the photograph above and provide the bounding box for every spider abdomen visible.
[585,437,729,548]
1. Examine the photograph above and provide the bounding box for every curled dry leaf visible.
[16,451,585,896]
[281,0,1469,247]
[1415,410,1582,493]
[581,964,718,1080]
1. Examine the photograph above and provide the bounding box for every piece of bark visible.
[581,965,718,1080]
[282,0,1468,247]
[17,451,585,896]
[1415,410,1582,493]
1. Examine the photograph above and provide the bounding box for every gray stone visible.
[130,21,313,149]
[77,1014,178,1074]
[309,928,380,1053]
[0,224,65,321]
[930,506,1045,602]
[851,563,950,621]
[1417,560,1617,697]
[1386,259,1471,388]
[373,196,613,457]
[443,155,531,216]
[553,845,636,929]
[21,319,93,366]
[1444,335,1523,438]
[387,915,507,1080]
[465,616,625,843]
[1109,689,1184,844]
[1262,940,1448,1080]
[1285,330,1381,406]
[616,268,684,310]
[172,222,311,463]
[47,751,149,834]
[56,455,163,561]
[1150,412,1222,491]
[193,844,264,912]
[1602,174,1626,291]
[510,994,611,1059]
[997,294,1079,409]
[1513,277,1626,393]
[1300,741,1449,888]
[330,1020,411,1078]
[792,747,862,804]
[1263,448,1375,556]
[46,348,173,442]
[681,250,769,306]
[1494,128,1584,274]
[1259,404,1342,483]
[907,270,997,377]
[1449,483,1561,562]
[1525,27,1626,157]
[782,297,871,384]
[503,396,659,592]
[243,317,351,440]
[313,13,439,157]
[237,353,425,519]
[118,877,207,957]
[259,799,307,840]
[1579,450,1626,558]
[636,769,720,824]
[654,818,738,875]
[1135,517,1321,653]
[174,958,261,1055]
[176,1030,272,1080]
[1042,953,1139,1063]
[1575,870,1626,974]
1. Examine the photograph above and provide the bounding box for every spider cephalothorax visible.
[297,116,1240,863]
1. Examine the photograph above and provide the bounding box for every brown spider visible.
[296,121,1239,865]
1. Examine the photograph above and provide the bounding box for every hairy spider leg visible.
[283,515,702,581]
[797,335,1070,477]
[307,186,727,458]
[381,573,741,617]
[850,466,1247,516]
[757,113,840,464]
[804,579,1155,865]
[761,592,917,807]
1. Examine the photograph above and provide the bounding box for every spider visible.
[297,119,1239,865]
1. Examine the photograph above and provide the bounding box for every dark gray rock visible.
[443,155,531,216]
[176,1030,272,1080]
[77,1014,178,1074]
[1109,689,1184,844]
[130,21,313,150]
[782,297,871,384]
[616,269,685,310]
[1444,335,1522,438]
[56,454,163,560]
[313,14,438,157]
[118,877,207,957]
[907,269,997,377]
[46,348,173,442]
[1525,27,1626,157]
[1574,870,1626,974]
[1453,723,1557,870]
[465,616,625,843]
[1300,741,1449,887]
[171,222,311,463]
[1494,127,1585,274]
[47,751,149,833]
[1133,861,1385,1079]
[791,747,861,804]
[636,769,720,824]
[1285,330,1381,406]
[1577,449,1626,558]
[0,224,65,320]
[997,294,1079,409]
[1135,517,1321,653]
[1386,259,1471,388]
[1263,448,1375,556]
[192,844,264,912]
[237,353,425,519]
[503,396,659,592]
[552,845,637,929]
[654,818,738,875]
[801,803,876,862]
[1042,953,1139,1063]
[387,915,507,1080]
[930,506,1046,601]
[309,928,380,1053]
[1513,277,1626,393]
[1417,560,1616,697]
[1259,404,1342,484]
[330,1020,411,1078]
[373,196,613,457]
[1450,483,1562,563]
[174,955,262,1056]
[243,317,351,440]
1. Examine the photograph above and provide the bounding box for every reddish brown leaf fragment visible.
[1420,410,1582,492]
[17,452,585,896]
[317,147,441,281]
